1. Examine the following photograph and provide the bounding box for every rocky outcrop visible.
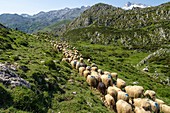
[137,48,170,66]
[0,62,30,88]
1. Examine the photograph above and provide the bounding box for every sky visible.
[0,0,169,15]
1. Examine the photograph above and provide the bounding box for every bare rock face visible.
[0,62,30,88]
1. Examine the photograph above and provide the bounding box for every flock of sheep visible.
[51,41,170,113]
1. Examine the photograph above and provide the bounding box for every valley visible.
[0,1,169,113]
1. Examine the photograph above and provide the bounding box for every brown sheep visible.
[160,104,170,113]
[104,94,116,110]
[97,82,106,95]
[144,90,156,100]
[125,85,144,99]
[107,86,118,101]
[117,91,129,102]
[116,78,126,90]
[116,100,133,113]
[135,107,151,113]
[86,75,98,89]
[79,67,86,76]
[101,74,113,88]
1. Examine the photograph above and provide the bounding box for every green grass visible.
[0,28,112,113]
[70,41,170,105]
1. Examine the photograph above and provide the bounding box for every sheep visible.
[116,100,133,113]
[79,67,86,76]
[116,78,126,90]
[86,75,98,89]
[104,94,116,109]
[91,63,97,68]
[68,56,73,63]
[133,98,152,111]
[117,91,129,102]
[98,69,104,76]
[144,90,156,100]
[62,58,69,62]
[160,104,170,113]
[87,59,91,63]
[135,107,151,113]
[70,60,77,69]
[76,62,80,70]
[155,98,165,105]
[112,85,121,92]
[80,57,84,63]
[111,72,118,80]
[83,66,91,78]
[101,74,113,88]
[91,66,98,72]
[125,85,144,99]
[148,99,160,113]
[97,82,106,95]
[91,70,101,82]
[104,71,110,75]
[107,86,118,101]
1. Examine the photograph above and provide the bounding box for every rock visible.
[72,91,77,95]
[0,62,30,88]
[133,81,139,85]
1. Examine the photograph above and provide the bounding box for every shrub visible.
[44,59,56,70]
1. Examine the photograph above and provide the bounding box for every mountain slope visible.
[60,2,170,105]
[65,2,169,31]
[62,2,169,50]
[0,6,89,33]
[0,24,113,112]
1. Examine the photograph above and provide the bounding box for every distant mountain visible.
[0,6,90,33]
[62,2,170,50]
[122,2,150,10]
[21,14,31,18]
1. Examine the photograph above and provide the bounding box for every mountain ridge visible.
[0,6,90,33]
[122,2,150,10]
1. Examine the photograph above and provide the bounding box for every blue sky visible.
[0,0,169,15]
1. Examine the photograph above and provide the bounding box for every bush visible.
[12,87,46,113]
[44,59,56,70]
[18,40,29,47]
[0,84,12,108]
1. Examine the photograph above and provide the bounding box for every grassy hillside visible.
[59,2,170,106]
[68,41,170,105]
[65,2,170,31]
[37,20,71,36]
[63,20,170,51]
[0,26,112,112]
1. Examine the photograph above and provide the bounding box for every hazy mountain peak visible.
[122,2,150,10]
[21,14,31,18]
